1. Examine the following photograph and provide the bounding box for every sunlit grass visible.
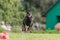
[2,33,60,40]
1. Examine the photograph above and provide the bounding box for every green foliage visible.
[0,0,25,26]
[0,0,57,26]
[12,26,20,33]
[12,28,19,33]
[0,25,4,32]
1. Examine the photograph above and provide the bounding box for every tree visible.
[0,0,25,26]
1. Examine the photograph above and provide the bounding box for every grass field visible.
[0,30,60,40]
[0,32,60,40]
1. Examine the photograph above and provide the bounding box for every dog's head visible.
[26,11,32,17]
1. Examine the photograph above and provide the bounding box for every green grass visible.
[0,30,60,40]
[0,32,60,40]
[33,30,60,34]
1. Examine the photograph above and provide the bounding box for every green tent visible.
[46,0,60,30]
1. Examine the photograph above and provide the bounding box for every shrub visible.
[0,25,4,32]
[12,27,19,33]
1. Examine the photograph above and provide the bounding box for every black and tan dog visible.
[22,11,33,32]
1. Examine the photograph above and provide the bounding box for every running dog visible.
[22,11,33,32]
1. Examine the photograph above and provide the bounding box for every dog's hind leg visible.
[22,24,26,32]
[27,26,32,33]
[27,23,33,33]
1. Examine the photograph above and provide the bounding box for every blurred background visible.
[0,0,58,32]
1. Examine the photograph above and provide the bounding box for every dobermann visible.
[22,11,33,32]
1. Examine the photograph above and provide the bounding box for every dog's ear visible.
[27,10,32,14]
